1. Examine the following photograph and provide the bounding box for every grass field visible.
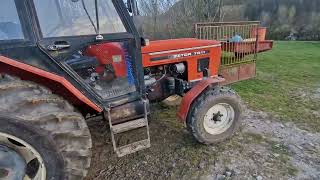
[232,41,320,132]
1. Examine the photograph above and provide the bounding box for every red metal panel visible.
[142,39,222,82]
[252,27,267,41]
[239,62,256,81]
[220,62,256,85]
[0,56,102,113]
[142,38,220,54]
[220,66,240,85]
[258,40,274,53]
[177,77,225,122]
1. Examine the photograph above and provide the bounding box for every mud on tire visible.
[0,75,92,179]
[187,86,243,144]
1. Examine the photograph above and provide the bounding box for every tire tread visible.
[186,86,243,144]
[0,74,92,179]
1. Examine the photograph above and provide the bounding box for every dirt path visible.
[205,110,320,180]
[86,105,320,180]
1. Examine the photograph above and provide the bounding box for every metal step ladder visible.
[106,99,151,157]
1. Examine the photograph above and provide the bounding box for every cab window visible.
[33,0,127,38]
[0,0,24,41]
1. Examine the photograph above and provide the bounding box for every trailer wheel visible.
[0,75,92,179]
[187,86,243,144]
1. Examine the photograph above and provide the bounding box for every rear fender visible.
[0,56,102,113]
[177,77,225,122]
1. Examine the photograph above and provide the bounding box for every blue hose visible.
[125,54,135,85]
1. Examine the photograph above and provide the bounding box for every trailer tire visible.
[0,75,92,180]
[187,86,243,144]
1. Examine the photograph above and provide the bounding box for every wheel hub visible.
[211,111,224,122]
[0,144,26,179]
[0,132,46,180]
[203,103,235,135]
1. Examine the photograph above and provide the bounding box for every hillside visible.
[139,0,320,40]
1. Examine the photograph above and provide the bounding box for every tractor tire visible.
[0,116,64,179]
[187,86,243,144]
[0,75,92,180]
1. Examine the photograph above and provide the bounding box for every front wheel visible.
[187,86,243,144]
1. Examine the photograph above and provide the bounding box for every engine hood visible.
[141,38,221,54]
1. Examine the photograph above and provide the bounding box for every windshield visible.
[0,0,24,40]
[33,0,127,37]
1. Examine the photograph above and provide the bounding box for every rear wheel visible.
[0,75,92,179]
[0,117,62,179]
[187,86,243,144]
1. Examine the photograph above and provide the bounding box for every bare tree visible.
[138,0,320,40]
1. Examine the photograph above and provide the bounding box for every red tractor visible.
[0,0,244,179]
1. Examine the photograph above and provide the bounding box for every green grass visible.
[232,41,320,132]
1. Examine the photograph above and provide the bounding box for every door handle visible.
[47,41,71,51]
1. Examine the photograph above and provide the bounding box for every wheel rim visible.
[0,132,46,180]
[203,103,235,135]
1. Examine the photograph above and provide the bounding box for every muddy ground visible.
[86,104,320,180]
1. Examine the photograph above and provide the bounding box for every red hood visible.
[142,38,220,54]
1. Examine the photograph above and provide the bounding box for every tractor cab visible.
[32,0,142,101]
[0,0,144,103]
[0,0,149,157]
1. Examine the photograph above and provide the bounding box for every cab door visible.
[30,0,144,101]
